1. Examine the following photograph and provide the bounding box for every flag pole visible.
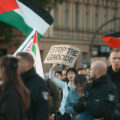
[13,29,35,56]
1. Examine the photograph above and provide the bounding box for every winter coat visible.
[21,68,49,120]
[0,84,25,120]
[74,76,117,120]
[107,66,120,106]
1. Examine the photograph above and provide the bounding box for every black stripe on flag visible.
[20,0,53,25]
[104,32,120,38]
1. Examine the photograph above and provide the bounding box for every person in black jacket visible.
[74,60,117,120]
[107,48,120,120]
[17,52,49,120]
[0,56,30,120]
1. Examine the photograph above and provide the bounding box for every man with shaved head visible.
[74,60,117,120]
[90,61,107,80]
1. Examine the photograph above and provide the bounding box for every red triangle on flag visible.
[33,31,37,44]
[0,0,19,14]
[102,36,120,48]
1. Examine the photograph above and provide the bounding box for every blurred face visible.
[67,71,76,81]
[62,70,67,79]
[76,83,86,94]
[55,73,62,80]
[109,52,120,71]
[78,70,87,75]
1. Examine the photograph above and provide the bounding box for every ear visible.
[23,64,28,70]
[95,69,99,76]
[24,63,32,71]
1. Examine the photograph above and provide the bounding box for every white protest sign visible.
[44,45,80,67]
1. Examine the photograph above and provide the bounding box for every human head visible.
[62,69,67,79]
[0,55,19,84]
[0,55,30,109]
[55,71,62,80]
[74,74,87,94]
[90,60,107,79]
[66,68,77,81]
[109,48,120,72]
[17,52,34,73]
[77,68,87,75]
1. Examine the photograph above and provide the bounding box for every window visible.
[92,46,111,57]
[103,1,108,32]
[64,2,69,29]
[103,8,108,32]
[84,5,89,31]
[94,5,99,31]
[74,3,79,30]
[54,6,58,27]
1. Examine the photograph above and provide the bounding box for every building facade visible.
[40,0,120,72]
[0,0,120,73]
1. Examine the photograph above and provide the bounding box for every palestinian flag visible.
[102,32,120,48]
[0,0,53,38]
[14,31,44,78]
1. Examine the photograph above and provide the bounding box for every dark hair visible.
[110,48,120,54]
[74,74,87,85]
[77,68,84,71]
[55,71,62,76]
[17,52,34,65]
[66,68,77,76]
[0,56,30,110]
[77,68,85,72]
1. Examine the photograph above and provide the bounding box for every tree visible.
[33,0,65,11]
[19,0,65,11]
[0,22,13,43]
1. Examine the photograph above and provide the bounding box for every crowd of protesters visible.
[0,48,120,120]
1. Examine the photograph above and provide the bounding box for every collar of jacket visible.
[107,66,120,78]
[91,75,108,87]
[21,67,36,81]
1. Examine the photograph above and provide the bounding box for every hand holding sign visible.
[44,45,80,67]
[51,63,58,70]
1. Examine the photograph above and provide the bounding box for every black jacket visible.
[74,76,117,119]
[21,68,49,120]
[107,66,120,105]
[0,84,25,120]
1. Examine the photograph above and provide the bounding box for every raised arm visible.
[49,63,67,89]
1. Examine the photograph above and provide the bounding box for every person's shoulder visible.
[28,74,47,89]
[107,80,117,89]
[85,82,91,88]
[69,88,76,95]
[31,73,46,83]
[107,66,112,73]
[83,82,91,91]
